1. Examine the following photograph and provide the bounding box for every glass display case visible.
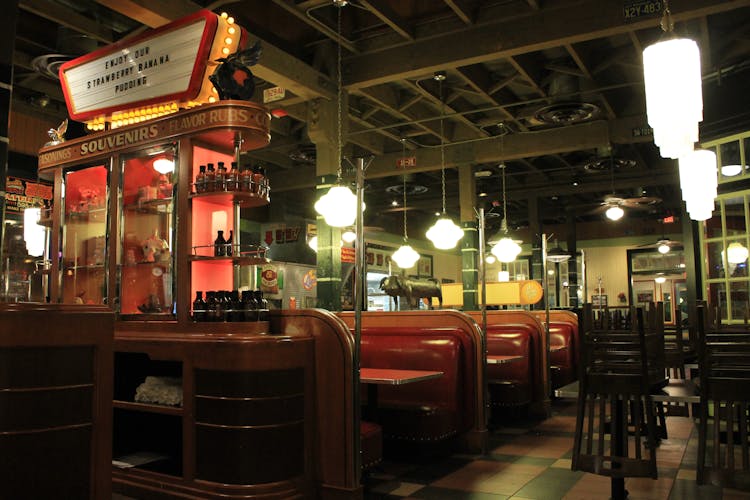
[118,147,176,318]
[38,101,272,323]
[61,164,109,305]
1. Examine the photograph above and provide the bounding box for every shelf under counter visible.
[113,400,184,416]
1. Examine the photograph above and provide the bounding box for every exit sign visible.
[396,156,416,168]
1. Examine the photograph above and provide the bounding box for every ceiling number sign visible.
[623,1,662,21]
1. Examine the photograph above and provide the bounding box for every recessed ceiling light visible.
[391,200,399,206]
[478,192,488,197]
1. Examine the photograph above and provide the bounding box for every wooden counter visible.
[0,303,113,500]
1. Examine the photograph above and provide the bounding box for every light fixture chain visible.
[502,163,508,232]
[439,78,446,215]
[402,139,408,240]
[660,0,674,33]
[336,4,343,182]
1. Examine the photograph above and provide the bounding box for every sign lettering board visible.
[263,86,286,103]
[623,0,662,21]
[59,10,246,122]
[4,177,53,214]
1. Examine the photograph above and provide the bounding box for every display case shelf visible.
[64,264,106,271]
[189,190,269,208]
[66,208,107,222]
[114,400,184,416]
[123,198,174,213]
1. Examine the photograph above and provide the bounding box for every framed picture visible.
[417,255,433,277]
[591,294,607,307]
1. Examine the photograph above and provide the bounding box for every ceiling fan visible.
[637,237,683,253]
[587,194,662,219]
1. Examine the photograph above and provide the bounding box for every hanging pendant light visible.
[727,242,749,264]
[678,148,716,221]
[392,139,420,269]
[642,0,703,159]
[490,163,522,263]
[426,72,463,250]
[313,3,361,227]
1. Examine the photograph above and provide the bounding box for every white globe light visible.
[341,230,356,243]
[727,242,749,264]
[655,276,667,284]
[491,237,522,263]
[314,185,364,228]
[153,158,175,174]
[605,205,624,221]
[658,243,670,254]
[643,37,702,159]
[485,254,496,264]
[392,244,420,269]
[426,217,464,250]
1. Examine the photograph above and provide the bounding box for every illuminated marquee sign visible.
[59,10,247,130]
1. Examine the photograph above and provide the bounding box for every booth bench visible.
[468,311,547,416]
[339,310,487,454]
[529,310,580,388]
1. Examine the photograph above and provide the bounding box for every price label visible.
[623,0,662,21]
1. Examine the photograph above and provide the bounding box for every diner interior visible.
[4,0,750,499]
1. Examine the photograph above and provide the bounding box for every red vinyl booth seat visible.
[486,324,539,407]
[360,327,475,443]
[549,322,576,388]
[360,421,383,470]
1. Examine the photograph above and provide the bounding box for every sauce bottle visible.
[195,165,206,193]
[215,161,226,191]
[206,163,216,192]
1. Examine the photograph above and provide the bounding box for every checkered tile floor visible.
[363,400,750,500]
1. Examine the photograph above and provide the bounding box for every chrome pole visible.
[353,157,365,480]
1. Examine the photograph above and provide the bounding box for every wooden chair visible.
[697,306,750,489]
[573,306,659,483]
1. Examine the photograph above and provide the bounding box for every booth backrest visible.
[361,327,468,419]
[467,310,547,406]
[337,310,486,452]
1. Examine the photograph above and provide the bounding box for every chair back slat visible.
[573,305,659,479]
[696,303,750,488]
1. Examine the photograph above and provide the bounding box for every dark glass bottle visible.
[206,163,216,192]
[229,290,243,321]
[252,164,264,196]
[226,230,233,256]
[192,291,206,322]
[195,165,206,193]
[255,289,269,322]
[216,161,227,191]
[240,164,253,192]
[260,166,270,199]
[214,230,226,257]
[227,161,239,191]
[241,290,257,321]
[206,291,218,322]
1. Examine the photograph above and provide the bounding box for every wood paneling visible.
[9,110,57,156]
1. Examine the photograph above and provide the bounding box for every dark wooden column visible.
[308,97,344,311]
[0,1,19,262]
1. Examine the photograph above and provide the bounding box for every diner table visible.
[486,354,524,364]
[359,367,444,420]
[555,377,699,500]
